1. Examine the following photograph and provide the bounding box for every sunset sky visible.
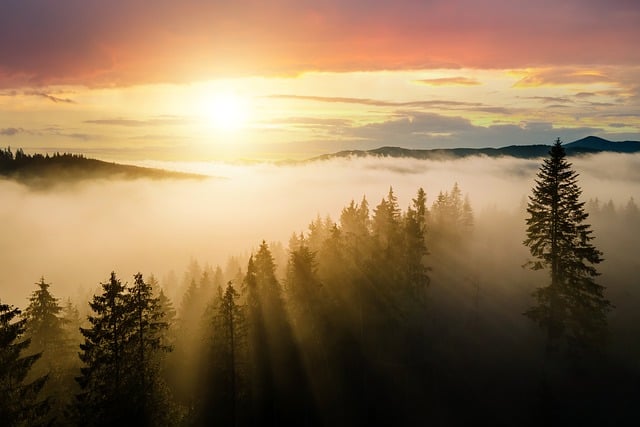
[1,0,639,160]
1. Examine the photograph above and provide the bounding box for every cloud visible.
[65,133,94,141]
[84,117,192,127]
[0,127,24,136]
[263,116,353,130]
[514,68,614,87]
[575,92,597,98]
[339,111,608,149]
[267,94,489,109]
[26,91,75,104]
[413,77,481,86]
[1,1,638,87]
[0,152,638,307]
[266,94,516,117]
[522,96,572,104]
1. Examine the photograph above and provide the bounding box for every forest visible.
[0,147,202,186]
[2,143,640,426]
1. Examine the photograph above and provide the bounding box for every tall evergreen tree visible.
[75,272,131,425]
[404,188,430,300]
[243,242,312,425]
[127,273,173,425]
[170,277,204,409]
[75,272,176,426]
[23,278,76,425]
[155,288,176,354]
[23,278,65,361]
[0,301,48,426]
[524,138,611,355]
[200,280,246,425]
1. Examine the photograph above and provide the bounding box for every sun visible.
[201,91,249,132]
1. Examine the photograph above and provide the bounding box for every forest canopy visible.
[1,147,639,425]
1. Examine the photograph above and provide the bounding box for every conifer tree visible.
[404,188,430,300]
[372,187,402,250]
[524,138,611,355]
[24,278,65,361]
[23,278,76,425]
[76,272,176,426]
[75,272,130,425]
[0,301,48,426]
[155,288,176,352]
[243,242,312,425]
[201,281,245,425]
[127,273,173,424]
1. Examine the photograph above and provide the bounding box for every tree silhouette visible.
[243,242,312,425]
[75,272,130,425]
[127,273,173,425]
[524,138,611,355]
[0,301,48,426]
[24,278,65,358]
[75,272,175,426]
[201,280,246,425]
[23,277,76,425]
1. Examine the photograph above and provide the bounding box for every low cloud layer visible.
[1,153,638,306]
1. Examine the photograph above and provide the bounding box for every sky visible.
[1,0,639,161]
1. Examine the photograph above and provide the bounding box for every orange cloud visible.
[413,77,481,86]
[514,69,613,87]
[0,1,639,88]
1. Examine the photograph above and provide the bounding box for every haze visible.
[1,152,637,306]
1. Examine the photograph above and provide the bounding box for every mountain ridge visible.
[308,136,640,162]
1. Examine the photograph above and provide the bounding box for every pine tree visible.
[75,272,176,426]
[127,273,173,425]
[243,242,312,425]
[372,187,402,250]
[75,272,131,425]
[171,277,204,408]
[404,188,430,300]
[23,278,75,425]
[524,138,611,355]
[24,278,65,361]
[0,301,48,426]
[201,281,245,425]
[155,288,176,353]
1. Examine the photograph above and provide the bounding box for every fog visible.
[1,152,638,307]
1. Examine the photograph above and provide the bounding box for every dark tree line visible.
[1,140,628,425]
[0,147,86,174]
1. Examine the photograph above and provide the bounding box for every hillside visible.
[309,136,640,162]
[0,148,204,187]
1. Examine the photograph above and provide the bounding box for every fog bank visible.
[1,152,638,306]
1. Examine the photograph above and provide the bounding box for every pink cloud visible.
[0,0,638,87]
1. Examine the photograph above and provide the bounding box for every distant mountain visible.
[0,149,204,187]
[309,136,640,162]
[564,135,640,153]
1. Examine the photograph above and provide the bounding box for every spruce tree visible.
[76,272,176,426]
[23,278,75,425]
[201,281,245,425]
[243,242,312,425]
[24,278,65,361]
[75,272,130,425]
[0,301,48,426]
[404,188,430,300]
[524,138,611,355]
[127,273,173,425]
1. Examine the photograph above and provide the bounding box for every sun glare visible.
[201,92,249,132]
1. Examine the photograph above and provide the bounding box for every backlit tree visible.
[524,138,611,355]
